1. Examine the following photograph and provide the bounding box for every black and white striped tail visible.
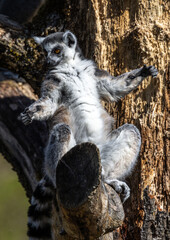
[27,175,55,240]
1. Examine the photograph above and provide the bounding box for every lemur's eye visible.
[54,49,60,54]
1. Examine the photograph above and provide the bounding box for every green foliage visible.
[0,154,29,240]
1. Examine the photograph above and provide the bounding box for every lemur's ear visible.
[63,31,77,48]
[33,36,45,45]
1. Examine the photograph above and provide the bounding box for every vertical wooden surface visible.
[65,0,169,238]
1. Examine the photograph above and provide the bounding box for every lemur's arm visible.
[20,76,62,125]
[96,65,158,102]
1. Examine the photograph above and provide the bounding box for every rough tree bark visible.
[0,0,169,239]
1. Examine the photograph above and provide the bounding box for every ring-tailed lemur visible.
[20,31,158,240]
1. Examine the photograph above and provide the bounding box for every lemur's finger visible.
[121,184,130,203]
[20,114,29,121]
[152,74,158,78]
[21,116,29,122]
[23,107,29,114]
[20,112,32,125]
[149,66,155,72]
[149,66,158,78]
[24,121,32,125]
[23,118,32,125]
[122,193,130,203]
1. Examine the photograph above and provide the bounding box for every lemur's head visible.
[33,31,83,67]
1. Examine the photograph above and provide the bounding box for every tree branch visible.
[0,24,45,91]
[54,143,124,239]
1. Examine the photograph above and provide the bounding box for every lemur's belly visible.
[59,69,104,144]
[69,101,104,145]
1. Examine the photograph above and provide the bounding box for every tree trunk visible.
[0,0,169,239]
[64,0,169,239]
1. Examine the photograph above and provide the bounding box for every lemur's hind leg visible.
[44,123,76,185]
[100,123,141,202]
[28,123,75,240]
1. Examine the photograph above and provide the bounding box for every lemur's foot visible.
[140,65,158,78]
[19,104,43,125]
[105,179,130,203]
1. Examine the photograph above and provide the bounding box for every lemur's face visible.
[33,31,77,67]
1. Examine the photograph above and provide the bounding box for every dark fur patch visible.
[33,184,54,203]
[61,87,72,103]
[28,204,52,219]
[42,79,60,93]
[44,175,55,189]
[46,74,61,84]
[48,106,70,131]
[27,222,51,238]
[36,105,43,111]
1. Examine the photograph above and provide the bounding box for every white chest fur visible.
[53,59,105,145]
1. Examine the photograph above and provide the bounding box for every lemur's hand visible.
[140,65,158,78]
[19,102,44,125]
[128,65,158,81]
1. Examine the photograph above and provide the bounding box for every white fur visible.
[52,57,106,146]
[33,36,45,45]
